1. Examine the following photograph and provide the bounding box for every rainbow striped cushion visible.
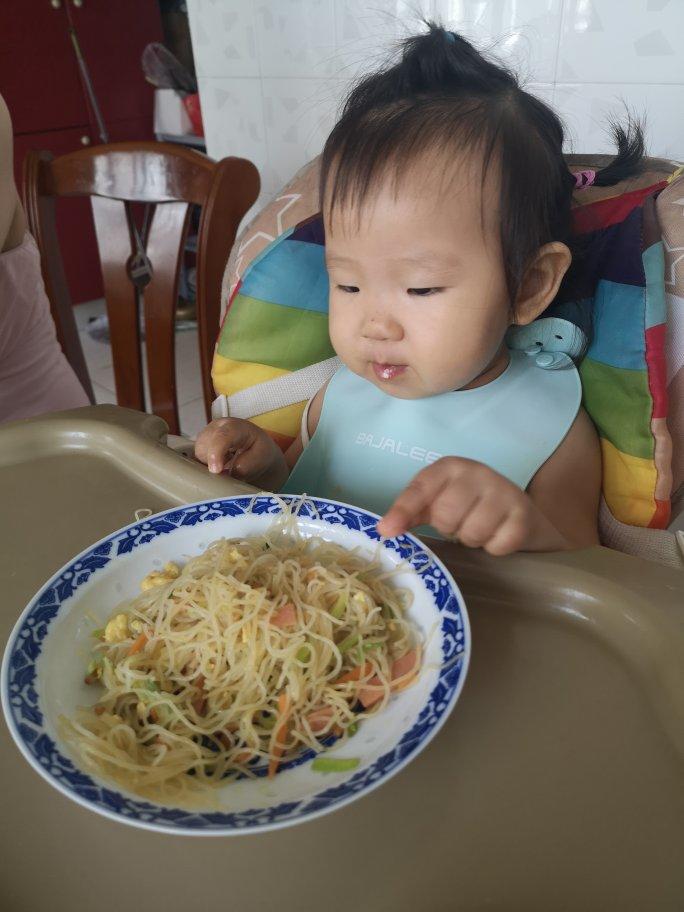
[213,215,333,452]
[569,181,672,528]
[213,183,675,529]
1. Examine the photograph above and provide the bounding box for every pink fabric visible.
[0,233,88,424]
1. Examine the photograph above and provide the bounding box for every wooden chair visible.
[23,141,260,434]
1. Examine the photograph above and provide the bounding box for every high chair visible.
[211,154,684,569]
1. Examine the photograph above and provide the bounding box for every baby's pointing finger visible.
[377,465,450,537]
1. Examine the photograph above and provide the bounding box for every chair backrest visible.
[23,141,259,434]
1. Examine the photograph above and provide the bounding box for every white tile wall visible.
[554,81,684,159]
[187,0,684,226]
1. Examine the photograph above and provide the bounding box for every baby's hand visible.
[377,457,566,555]
[194,418,287,486]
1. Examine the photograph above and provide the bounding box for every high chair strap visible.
[211,356,341,421]
[599,499,683,569]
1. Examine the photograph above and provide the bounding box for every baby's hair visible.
[320,21,645,303]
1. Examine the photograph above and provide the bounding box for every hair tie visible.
[573,169,596,189]
[445,31,456,44]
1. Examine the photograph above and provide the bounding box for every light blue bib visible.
[282,350,581,520]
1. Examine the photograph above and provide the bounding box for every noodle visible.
[60,529,421,807]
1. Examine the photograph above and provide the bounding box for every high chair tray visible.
[1,406,682,912]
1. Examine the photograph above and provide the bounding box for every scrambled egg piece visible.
[140,562,180,592]
[104,613,129,643]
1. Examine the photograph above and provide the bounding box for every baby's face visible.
[324,153,511,398]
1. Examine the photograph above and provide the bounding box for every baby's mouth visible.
[371,362,407,381]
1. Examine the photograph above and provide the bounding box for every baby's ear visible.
[512,242,572,326]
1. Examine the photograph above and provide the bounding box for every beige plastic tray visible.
[1,406,682,912]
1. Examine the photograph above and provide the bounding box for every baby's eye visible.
[336,285,359,294]
[408,288,444,296]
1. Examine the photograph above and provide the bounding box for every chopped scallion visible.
[338,633,360,654]
[330,594,347,619]
[311,757,360,773]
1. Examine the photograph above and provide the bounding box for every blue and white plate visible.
[1,495,470,836]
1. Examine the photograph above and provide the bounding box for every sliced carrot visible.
[390,647,421,694]
[128,632,148,656]
[93,705,106,715]
[234,750,253,764]
[334,661,373,686]
[307,705,335,733]
[391,648,419,683]
[358,648,420,707]
[268,692,291,778]
[271,602,297,629]
[358,676,384,708]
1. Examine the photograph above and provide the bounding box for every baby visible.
[196,24,645,554]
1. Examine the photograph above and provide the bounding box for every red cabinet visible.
[1,0,163,303]
[68,0,163,130]
[0,1,89,135]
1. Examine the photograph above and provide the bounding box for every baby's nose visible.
[362,313,403,341]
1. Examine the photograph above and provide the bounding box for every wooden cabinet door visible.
[0,0,89,135]
[66,0,163,133]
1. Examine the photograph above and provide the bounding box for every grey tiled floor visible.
[75,299,208,439]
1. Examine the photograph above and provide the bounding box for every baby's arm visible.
[525,407,601,548]
[378,408,601,554]
[194,383,327,490]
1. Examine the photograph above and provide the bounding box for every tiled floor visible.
[75,299,208,439]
